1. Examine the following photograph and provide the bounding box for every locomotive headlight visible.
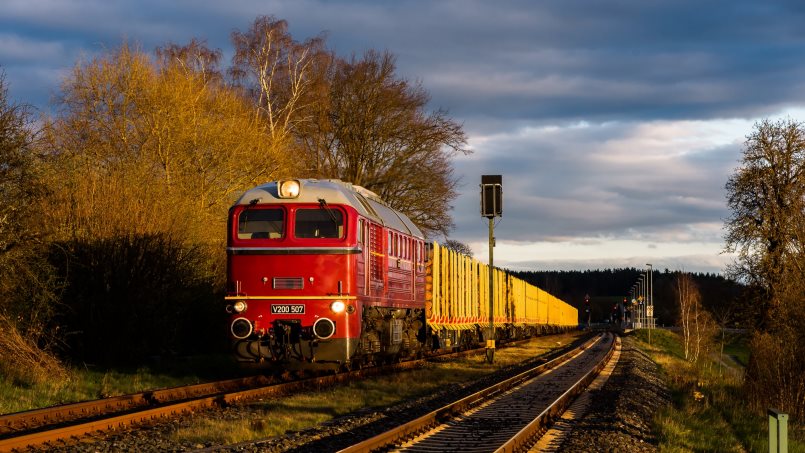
[233,300,248,313]
[278,179,301,198]
[330,300,346,313]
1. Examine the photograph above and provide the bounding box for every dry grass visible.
[635,329,805,453]
[0,353,246,415]
[0,315,70,388]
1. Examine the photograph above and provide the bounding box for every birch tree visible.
[676,272,715,363]
[230,16,329,148]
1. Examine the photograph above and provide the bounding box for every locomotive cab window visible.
[238,208,284,239]
[295,208,344,239]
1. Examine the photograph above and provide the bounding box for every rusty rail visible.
[337,333,606,453]
[0,375,275,436]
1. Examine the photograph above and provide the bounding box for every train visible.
[225,179,578,371]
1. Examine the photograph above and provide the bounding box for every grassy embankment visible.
[0,355,246,415]
[633,328,804,452]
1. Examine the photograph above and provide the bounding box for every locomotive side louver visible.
[273,277,304,289]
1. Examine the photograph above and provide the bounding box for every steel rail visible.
[0,375,274,436]
[496,333,618,452]
[336,333,605,453]
[0,361,417,452]
[1,333,584,452]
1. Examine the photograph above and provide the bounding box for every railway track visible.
[338,332,616,453]
[1,333,587,452]
[0,375,276,436]
[0,363,418,452]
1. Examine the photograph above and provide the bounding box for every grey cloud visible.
[7,0,805,121]
[1,0,797,274]
[447,122,738,244]
[498,254,731,275]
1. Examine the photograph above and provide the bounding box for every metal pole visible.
[643,273,647,328]
[486,217,495,363]
[648,264,653,328]
[646,264,652,344]
[640,280,644,328]
[638,276,644,328]
[768,408,788,453]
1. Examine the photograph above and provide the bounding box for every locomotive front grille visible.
[273,277,304,289]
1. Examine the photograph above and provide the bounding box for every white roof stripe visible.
[234,179,424,239]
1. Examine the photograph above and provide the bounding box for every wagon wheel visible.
[459,331,474,351]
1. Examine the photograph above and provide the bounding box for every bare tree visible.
[443,239,474,257]
[298,50,469,237]
[230,16,329,147]
[725,118,805,418]
[43,43,294,244]
[725,118,805,322]
[0,71,41,254]
[675,272,715,363]
[155,38,223,85]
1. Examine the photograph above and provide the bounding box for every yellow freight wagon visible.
[426,243,577,349]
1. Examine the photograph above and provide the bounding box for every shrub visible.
[744,325,805,419]
[0,314,69,387]
[49,234,225,365]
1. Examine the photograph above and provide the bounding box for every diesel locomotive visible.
[225,179,577,371]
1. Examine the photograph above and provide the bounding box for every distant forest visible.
[509,268,746,327]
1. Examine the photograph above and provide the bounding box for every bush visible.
[744,325,805,419]
[49,234,226,365]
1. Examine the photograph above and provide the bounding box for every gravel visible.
[26,333,669,452]
[555,335,671,453]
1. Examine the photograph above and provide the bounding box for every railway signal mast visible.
[585,294,591,328]
[481,175,503,364]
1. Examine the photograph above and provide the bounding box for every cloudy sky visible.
[4,0,805,274]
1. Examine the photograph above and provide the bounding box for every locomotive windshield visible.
[238,208,284,239]
[295,208,344,239]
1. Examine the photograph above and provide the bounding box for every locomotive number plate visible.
[271,304,305,315]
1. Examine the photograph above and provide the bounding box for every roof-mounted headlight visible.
[278,180,301,198]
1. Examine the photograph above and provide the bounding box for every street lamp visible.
[646,263,653,343]
[646,264,653,327]
[630,285,635,327]
[638,274,645,328]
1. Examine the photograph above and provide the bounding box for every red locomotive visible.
[225,179,579,371]
[226,179,428,370]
